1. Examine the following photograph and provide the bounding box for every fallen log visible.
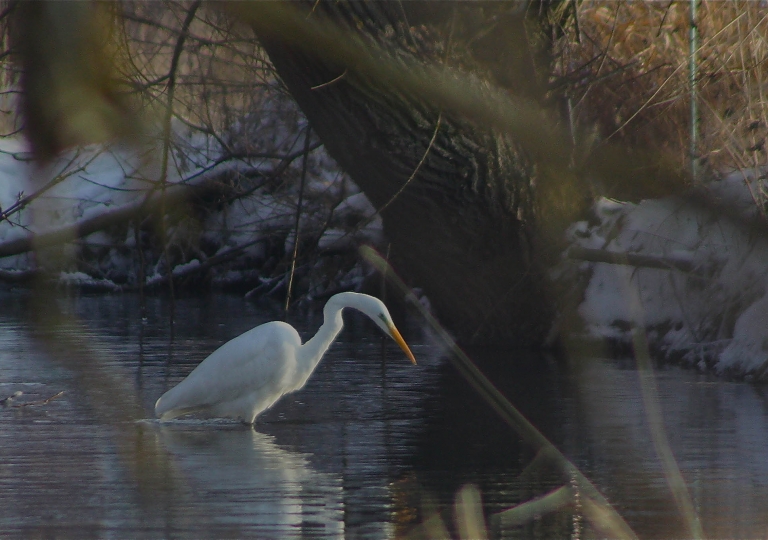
[566,246,713,275]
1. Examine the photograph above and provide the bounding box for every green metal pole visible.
[689,0,699,181]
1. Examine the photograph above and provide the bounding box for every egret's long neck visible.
[299,302,345,372]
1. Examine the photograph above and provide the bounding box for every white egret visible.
[155,292,416,424]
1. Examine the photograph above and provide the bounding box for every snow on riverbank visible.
[0,94,382,297]
[563,172,768,378]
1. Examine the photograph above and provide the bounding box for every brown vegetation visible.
[557,1,768,196]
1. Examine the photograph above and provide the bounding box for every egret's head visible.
[330,292,416,365]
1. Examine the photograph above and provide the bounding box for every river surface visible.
[1,291,768,538]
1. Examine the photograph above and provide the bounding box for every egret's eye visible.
[378,313,388,324]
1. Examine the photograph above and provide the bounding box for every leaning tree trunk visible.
[251,1,569,347]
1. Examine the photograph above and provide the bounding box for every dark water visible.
[1,291,768,538]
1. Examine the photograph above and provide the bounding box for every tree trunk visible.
[252,1,566,347]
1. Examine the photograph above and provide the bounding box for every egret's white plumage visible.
[155,292,416,424]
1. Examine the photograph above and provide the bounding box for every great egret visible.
[155,292,416,424]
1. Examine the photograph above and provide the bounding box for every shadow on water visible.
[404,347,575,537]
[410,347,564,484]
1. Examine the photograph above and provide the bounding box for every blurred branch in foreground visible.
[361,245,637,539]
[11,1,142,160]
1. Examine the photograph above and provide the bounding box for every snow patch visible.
[564,171,768,378]
[58,271,119,291]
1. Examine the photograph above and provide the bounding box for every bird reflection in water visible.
[157,423,345,537]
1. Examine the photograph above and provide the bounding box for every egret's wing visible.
[155,322,300,417]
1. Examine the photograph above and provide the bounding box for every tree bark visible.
[252,1,566,346]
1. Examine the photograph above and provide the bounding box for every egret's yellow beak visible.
[388,323,417,364]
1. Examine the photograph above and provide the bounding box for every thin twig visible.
[311,68,347,90]
[285,126,312,313]
[13,391,65,408]
[376,112,442,217]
